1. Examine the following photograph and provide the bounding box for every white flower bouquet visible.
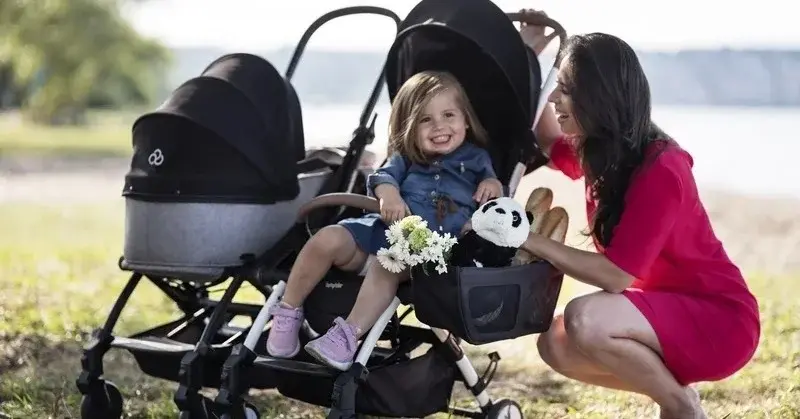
[376,215,459,275]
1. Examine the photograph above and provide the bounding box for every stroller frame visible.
[212,2,569,417]
[75,6,403,419]
[75,2,567,418]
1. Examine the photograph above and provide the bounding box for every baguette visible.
[538,207,569,244]
[511,187,554,265]
[524,187,553,235]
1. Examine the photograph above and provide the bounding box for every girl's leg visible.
[304,262,408,371]
[537,292,706,419]
[281,225,367,307]
[266,225,366,358]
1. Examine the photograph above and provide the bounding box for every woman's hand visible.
[518,9,558,56]
[474,178,503,204]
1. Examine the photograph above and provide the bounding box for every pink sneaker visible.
[265,302,304,358]
[304,317,360,371]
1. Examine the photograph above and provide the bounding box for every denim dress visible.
[339,142,498,255]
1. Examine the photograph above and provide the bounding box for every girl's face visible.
[416,89,467,156]
[547,58,584,137]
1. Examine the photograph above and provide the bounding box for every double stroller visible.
[74,0,568,418]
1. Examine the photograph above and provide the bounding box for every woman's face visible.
[547,57,583,137]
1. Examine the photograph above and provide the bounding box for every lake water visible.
[298,103,798,199]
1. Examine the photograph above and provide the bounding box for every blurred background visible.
[1,0,798,418]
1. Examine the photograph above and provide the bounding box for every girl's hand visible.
[474,178,503,204]
[380,194,410,225]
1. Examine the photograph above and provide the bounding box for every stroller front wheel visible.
[244,402,260,419]
[219,402,260,419]
[485,398,523,419]
[79,380,123,419]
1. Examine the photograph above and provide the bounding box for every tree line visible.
[0,0,171,125]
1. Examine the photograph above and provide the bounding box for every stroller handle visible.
[285,6,402,80]
[506,12,568,141]
[284,6,402,129]
[506,11,568,65]
[296,193,380,223]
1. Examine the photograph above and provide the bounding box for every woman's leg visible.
[304,262,408,370]
[537,291,706,419]
[266,225,366,358]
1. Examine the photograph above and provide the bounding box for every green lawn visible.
[0,200,797,418]
[0,110,135,157]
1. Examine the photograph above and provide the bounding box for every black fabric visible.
[125,112,287,203]
[201,53,306,163]
[384,0,545,182]
[410,261,564,345]
[286,80,306,163]
[275,346,456,418]
[124,53,302,203]
[304,268,365,334]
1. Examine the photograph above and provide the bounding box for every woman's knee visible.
[563,294,611,352]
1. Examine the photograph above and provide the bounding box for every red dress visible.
[547,136,761,385]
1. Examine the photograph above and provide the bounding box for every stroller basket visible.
[412,261,564,345]
[272,346,457,418]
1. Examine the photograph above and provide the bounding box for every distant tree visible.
[0,0,172,125]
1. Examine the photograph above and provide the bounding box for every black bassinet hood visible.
[124,53,305,204]
[385,0,544,181]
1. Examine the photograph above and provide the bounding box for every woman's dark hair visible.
[560,32,672,247]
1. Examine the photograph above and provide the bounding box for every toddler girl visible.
[266,70,503,370]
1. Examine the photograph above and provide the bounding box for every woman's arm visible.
[520,234,634,293]
[517,9,564,156]
[523,148,688,293]
[533,104,563,157]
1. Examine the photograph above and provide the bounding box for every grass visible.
[0,200,798,419]
[0,110,136,158]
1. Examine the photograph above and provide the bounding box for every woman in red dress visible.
[516,10,761,419]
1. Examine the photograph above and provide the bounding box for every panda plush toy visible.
[450,197,531,268]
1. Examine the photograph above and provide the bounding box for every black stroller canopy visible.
[385,0,543,181]
[124,53,304,204]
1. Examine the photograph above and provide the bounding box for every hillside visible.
[167,46,800,107]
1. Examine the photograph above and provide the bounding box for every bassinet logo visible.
[148,148,165,166]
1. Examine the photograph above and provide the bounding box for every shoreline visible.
[2,154,799,276]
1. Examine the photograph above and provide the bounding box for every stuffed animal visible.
[450,197,531,268]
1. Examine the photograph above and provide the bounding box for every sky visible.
[126,0,799,53]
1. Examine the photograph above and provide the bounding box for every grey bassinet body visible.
[122,170,329,279]
[121,53,319,280]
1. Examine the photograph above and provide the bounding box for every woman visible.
[516,10,761,419]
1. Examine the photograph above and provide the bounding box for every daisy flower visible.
[376,247,405,273]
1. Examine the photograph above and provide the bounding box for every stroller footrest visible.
[253,356,337,378]
[111,336,196,353]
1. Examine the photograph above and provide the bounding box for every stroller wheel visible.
[79,380,123,419]
[485,398,523,419]
[244,402,260,419]
[220,402,260,419]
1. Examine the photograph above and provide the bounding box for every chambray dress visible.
[339,142,498,255]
